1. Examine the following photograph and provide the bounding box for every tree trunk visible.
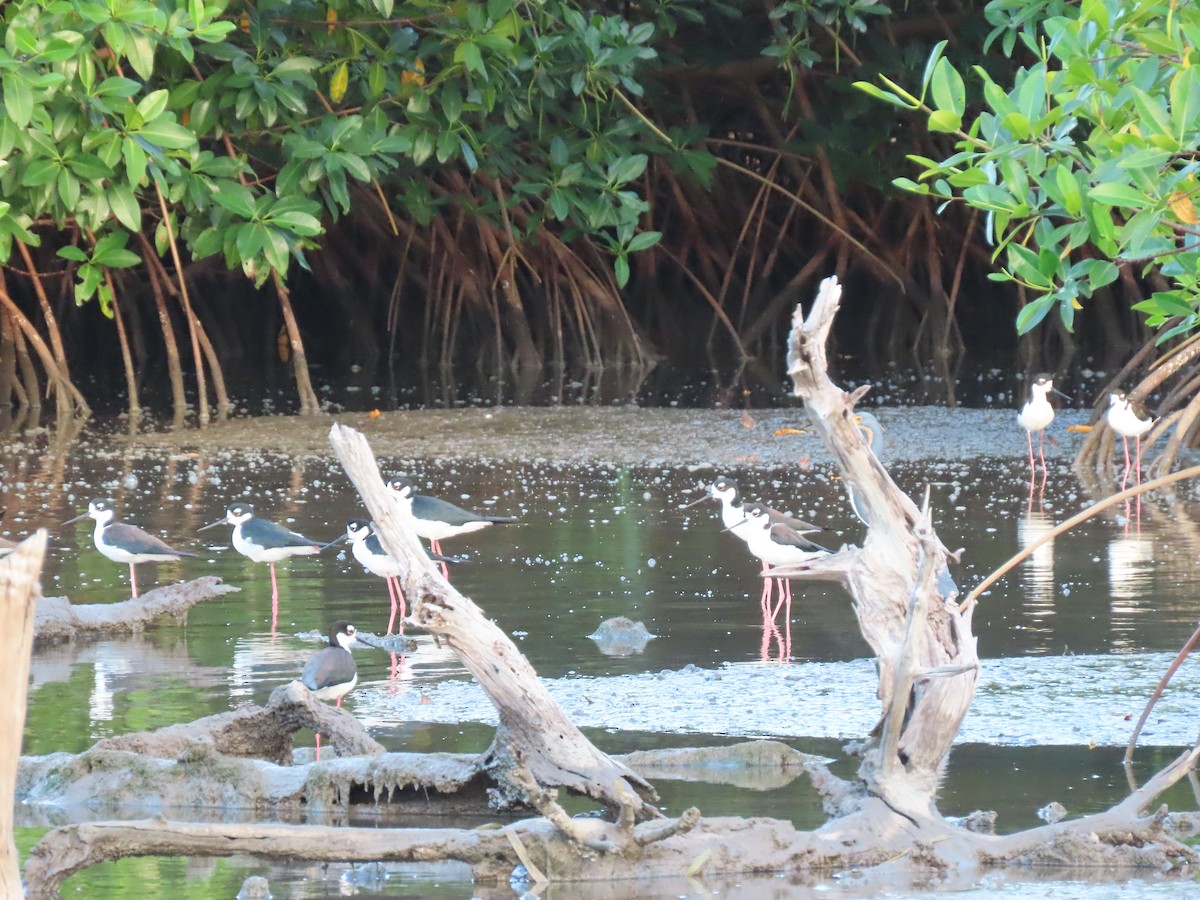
[190,305,231,420]
[16,241,76,411]
[0,308,17,411]
[272,272,320,415]
[0,531,46,894]
[781,276,978,820]
[104,270,141,418]
[0,283,89,414]
[13,319,39,410]
[145,256,188,426]
[155,185,210,425]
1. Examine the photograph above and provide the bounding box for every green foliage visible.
[0,0,678,298]
[858,0,1200,339]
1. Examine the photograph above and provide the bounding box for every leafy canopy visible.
[0,0,674,315]
[859,0,1200,341]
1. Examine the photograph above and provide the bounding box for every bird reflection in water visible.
[1017,507,1058,630]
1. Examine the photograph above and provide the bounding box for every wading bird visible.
[64,499,196,598]
[300,620,358,761]
[385,476,516,575]
[682,477,820,615]
[728,502,830,625]
[340,519,463,635]
[1018,374,1061,477]
[199,503,322,603]
[1107,392,1155,489]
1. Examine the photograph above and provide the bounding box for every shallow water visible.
[4,409,1200,897]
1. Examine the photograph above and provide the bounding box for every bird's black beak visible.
[61,512,88,526]
[1053,388,1071,401]
[317,534,348,551]
[721,519,748,533]
[679,494,711,510]
[196,518,226,532]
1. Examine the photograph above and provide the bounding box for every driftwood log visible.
[327,422,660,825]
[34,577,238,644]
[1,531,45,894]
[19,740,807,829]
[21,277,1200,893]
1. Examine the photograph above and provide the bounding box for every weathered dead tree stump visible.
[777,276,979,823]
[1,531,45,895]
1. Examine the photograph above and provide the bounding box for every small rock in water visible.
[236,875,271,899]
[948,809,997,834]
[1037,801,1067,824]
[341,861,388,889]
[588,616,656,656]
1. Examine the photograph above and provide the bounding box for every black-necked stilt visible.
[684,477,820,616]
[300,620,358,761]
[63,499,196,598]
[198,503,322,602]
[1107,392,1155,489]
[385,476,516,574]
[1018,374,1061,475]
[728,502,829,624]
[340,520,464,635]
[684,477,820,534]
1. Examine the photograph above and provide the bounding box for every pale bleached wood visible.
[34,577,238,644]
[327,423,657,821]
[1,530,46,896]
[784,276,978,819]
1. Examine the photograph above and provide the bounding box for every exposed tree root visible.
[33,577,238,645]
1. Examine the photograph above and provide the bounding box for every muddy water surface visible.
[5,407,1200,897]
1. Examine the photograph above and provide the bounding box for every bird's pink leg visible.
[760,568,773,613]
[1027,430,1035,475]
[1121,436,1132,490]
[386,576,399,635]
[129,564,139,599]
[315,732,322,762]
[336,695,344,708]
[396,577,407,631]
[782,579,793,660]
[269,562,280,602]
[1135,437,1144,526]
[430,539,449,577]
[1037,429,1047,474]
[768,582,785,622]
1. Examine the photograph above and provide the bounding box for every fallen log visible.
[91,680,384,763]
[16,740,813,827]
[328,423,658,824]
[17,747,485,823]
[34,577,239,644]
